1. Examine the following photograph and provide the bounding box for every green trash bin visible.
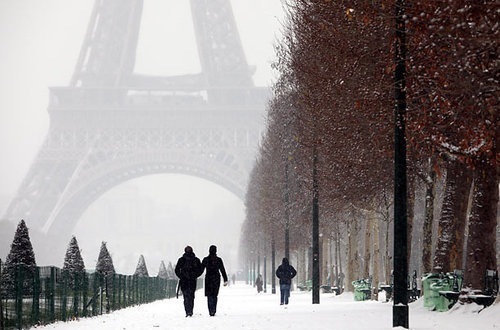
[422,273,455,311]
[352,279,371,301]
[422,273,441,308]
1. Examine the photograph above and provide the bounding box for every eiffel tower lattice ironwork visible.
[4,0,268,240]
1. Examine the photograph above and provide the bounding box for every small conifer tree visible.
[1,219,37,295]
[63,236,85,273]
[157,260,168,279]
[134,255,149,277]
[166,261,176,279]
[95,242,115,275]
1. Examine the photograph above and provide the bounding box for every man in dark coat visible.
[175,246,203,317]
[201,245,228,316]
[275,257,297,305]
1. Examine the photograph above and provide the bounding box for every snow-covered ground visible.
[33,282,499,330]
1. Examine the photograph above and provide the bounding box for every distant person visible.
[232,273,236,285]
[255,274,263,293]
[175,245,203,317]
[201,245,228,316]
[275,257,297,305]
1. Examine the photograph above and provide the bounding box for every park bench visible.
[320,285,333,293]
[297,280,312,291]
[431,269,498,311]
[330,272,344,295]
[436,269,463,309]
[319,284,343,294]
[379,284,392,302]
[462,269,498,308]
[379,270,421,302]
[331,285,343,295]
[379,271,394,302]
[296,280,343,294]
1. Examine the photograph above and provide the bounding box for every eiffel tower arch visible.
[3,0,267,241]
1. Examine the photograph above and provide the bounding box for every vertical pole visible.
[252,259,256,286]
[111,274,116,311]
[15,266,22,330]
[334,231,339,288]
[264,255,267,293]
[257,254,261,280]
[92,273,98,316]
[393,0,409,327]
[337,232,343,291]
[99,277,103,315]
[73,272,79,318]
[49,267,55,322]
[246,258,249,285]
[312,146,320,304]
[32,267,40,324]
[271,239,276,294]
[62,271,68,321]
[83,272,88,317]
[105,275,110,313]
[0,259,3,330]
[117,275,121,310]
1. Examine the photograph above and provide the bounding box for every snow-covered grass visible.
[32,282,499,329]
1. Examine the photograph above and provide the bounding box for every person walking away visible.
[255,274,263,293]
[175,246,203,317]
[201,245,228,316]
[275,257,297,305]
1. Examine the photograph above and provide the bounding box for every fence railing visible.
[0,263,178,329]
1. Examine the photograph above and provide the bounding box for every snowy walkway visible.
[33,282,499,329]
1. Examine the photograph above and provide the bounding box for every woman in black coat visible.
[201,245,228,316]
[175,246,203,317]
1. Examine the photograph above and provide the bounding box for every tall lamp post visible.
[393,0,408,327]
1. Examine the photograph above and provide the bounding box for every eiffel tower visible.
[3,0,267,246]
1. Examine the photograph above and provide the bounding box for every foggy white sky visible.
[0,0,284,274]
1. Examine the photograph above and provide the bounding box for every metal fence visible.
[0,262,178,329]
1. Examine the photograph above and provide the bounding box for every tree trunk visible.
[363,215,372,279]
[464,158,498,290]
[382,198,392,285]
[336,226,344,290]
[422,159,436,273]
[306,246,310,285]
[371,207,380,300]
[384,220,392,284]
[347,220,354,291]
[334,229,339,287]
[347,213,361,291]
[433,159,472,273]
[321,235,329,285]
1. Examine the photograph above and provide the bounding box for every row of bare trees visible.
[241,0,497,293]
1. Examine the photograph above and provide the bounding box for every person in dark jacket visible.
[201,245,228,316]
[275,257,297,305]
[255,274,263,293]
[175,246,203,317]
